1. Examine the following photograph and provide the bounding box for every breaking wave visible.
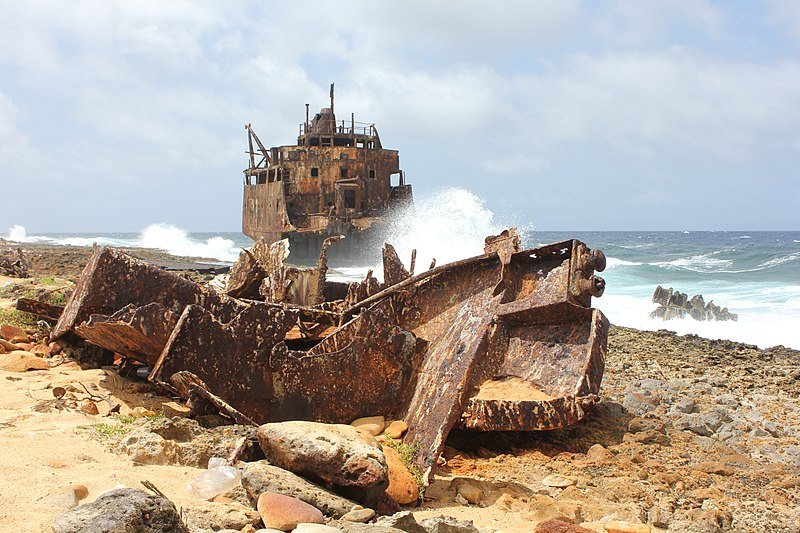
[3,224,242,262]
[137,224,240,262]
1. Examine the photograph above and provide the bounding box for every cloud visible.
[0,1,798,231]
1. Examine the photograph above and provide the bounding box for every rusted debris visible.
[74,303,177,365]
[0,247,30,278]
[226,236,343,306]
[52,246,245,341]
[58,230,608,489]
[15,297,64,323]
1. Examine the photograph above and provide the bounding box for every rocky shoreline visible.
[0,243,798,532]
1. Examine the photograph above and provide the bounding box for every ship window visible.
[356,140,365,148]
[340,167,348,179]
[267,170,275,183]
[369,169,375,179]
[344,190,356,209]
[311,167,319,177]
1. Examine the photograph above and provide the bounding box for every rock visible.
[257,492,324,531]
[132,406,157,418]
[585,444,613,462]
[52,487,187,532]
[647,497,674,528]
[117,417,254,467]
[351,416,386,436]
[455,482,483,505]
[0,324,28,343]
[29,343,52,357]
[622,390,660,415]
[418,515,480,532]
[0,350,50,371]
[674,414,713,436]
[0,338,18,351]
[631,429,671,446]
[294,525,342,533]
[38,484,89,509]
[603,522,651,533]
[671,397,697,414]
[340,507,375,523]
[535,520,595,533]
[241,461,359,518]
[257,422,389,502]
[715,393,739,408]
[79,399,99,415]
[694,461,734,476]
[183,500,261,531]
[375,511,424,532]
[383,445,419,505]
[541,474,576,488]
[763,420,782,437]
[700,407,732,431]
[627,417,666,434]
[384,420,409,439]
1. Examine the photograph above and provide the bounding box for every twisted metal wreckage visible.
[49,229,608,484]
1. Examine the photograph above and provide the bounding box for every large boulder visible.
[51,487,187,532]
[242,460,360,518]
[257,422,389,501]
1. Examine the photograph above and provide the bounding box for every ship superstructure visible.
[242,84,412,261]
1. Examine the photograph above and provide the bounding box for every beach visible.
[0,241,798,532]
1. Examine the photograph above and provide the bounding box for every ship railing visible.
[299,120,377,137]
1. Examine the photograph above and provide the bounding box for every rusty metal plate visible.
[52,246,244,340]
[74,303,178,365]
[150,303,298,423]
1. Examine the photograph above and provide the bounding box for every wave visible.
[137,224,240,262]
[604,257,644,269]
[3,224,241,262]
[380,188,504,272]
[651,253,733,273]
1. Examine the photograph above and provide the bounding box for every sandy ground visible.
[0,364,199,532]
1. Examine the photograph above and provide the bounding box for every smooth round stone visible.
[383,420,408,439]
[257,492,324,531]
[457,483,483,505]
[382,446,418,505]
[351,416,385,436]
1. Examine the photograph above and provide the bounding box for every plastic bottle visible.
[186,458,242,499]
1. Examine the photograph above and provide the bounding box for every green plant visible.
[82,413,139,440]
[48,291,66,305]
[0,308,39,328]
[38,275,59,286]
[383,437,425,501]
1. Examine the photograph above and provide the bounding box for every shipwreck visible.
[242,84,413,262]
[49,227,608,485]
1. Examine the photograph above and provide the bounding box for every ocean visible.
[5,188,799,350]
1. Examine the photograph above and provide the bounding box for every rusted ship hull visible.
[52,230,607,485]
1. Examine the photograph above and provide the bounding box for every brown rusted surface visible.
[226,238,269,299]
[74,303,178,365]
[269,307,427,423]
[150,303,298,423]
[15,297,64,323]
[484,227,522,266]
[382,243,410,287]
[0,247,30,278]
[460,307,609,431]
[169,371,257,426]
[338,239,608,483]
[242,86,412,261]
[52,246,244,340]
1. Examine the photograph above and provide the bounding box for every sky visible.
[0,1,798,232]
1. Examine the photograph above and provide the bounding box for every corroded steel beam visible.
[52,246,245,341]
